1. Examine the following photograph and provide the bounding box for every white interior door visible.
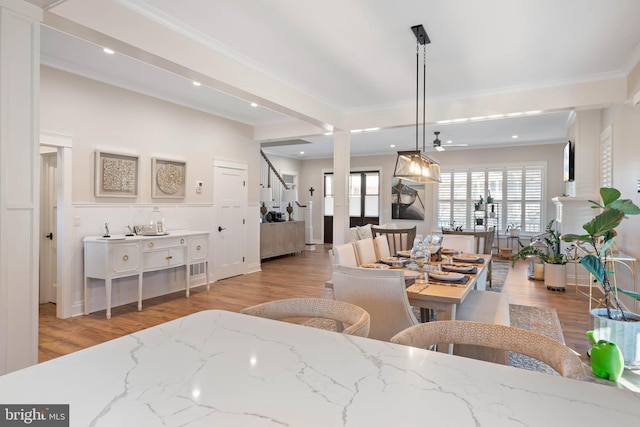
[213,163,247,279]
[39,151,57,304]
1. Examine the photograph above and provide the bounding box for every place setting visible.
[441,263,478,274]
[451,254,485,264]
[426,270,471,287]
[378,256,410,268]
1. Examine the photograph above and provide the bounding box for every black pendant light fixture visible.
[393,24,441,184]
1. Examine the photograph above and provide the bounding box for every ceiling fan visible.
[433,131,468,151]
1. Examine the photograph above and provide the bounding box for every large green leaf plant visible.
[511,219,568,266]
[562,187,640,320]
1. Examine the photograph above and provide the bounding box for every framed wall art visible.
[95,151,139,198]
[152,158,186,198]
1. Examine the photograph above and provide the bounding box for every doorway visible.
[39,132,73,319]
[213,160,248,280]
[39,149,57,304]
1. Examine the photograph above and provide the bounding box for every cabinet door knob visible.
[123,255,129,261]
[196,245,201,251]
[148,242,154,248]
[180,239,185,244]
[166,255,173,260]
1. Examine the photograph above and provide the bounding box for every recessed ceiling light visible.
[390,144,396,148]
[192,81,201,87]
[299,151,305,155]
[250,102,258,108]
[103,47,115,54]
[446,140,452,144]
[512,135,519,139]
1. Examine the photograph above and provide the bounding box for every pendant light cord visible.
[422,44,426,152]
[415,41,419,152]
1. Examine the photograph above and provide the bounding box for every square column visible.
[0,0,42,374]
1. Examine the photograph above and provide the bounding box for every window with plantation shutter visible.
[437,164,545,233]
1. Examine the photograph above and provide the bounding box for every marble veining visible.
[1,310,640,426]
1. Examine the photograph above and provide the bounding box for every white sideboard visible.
[83,230,209,319]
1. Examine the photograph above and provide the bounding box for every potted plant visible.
[512,219,569,290]
[507,223,520,237]
[562,187,640,365]
[474,195,485,211]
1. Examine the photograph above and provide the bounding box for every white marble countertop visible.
[1,310,639,426]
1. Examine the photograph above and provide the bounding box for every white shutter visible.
[601,126,613,188]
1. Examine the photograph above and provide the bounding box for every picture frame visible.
[95,151,139,198]
[152,158,186,198]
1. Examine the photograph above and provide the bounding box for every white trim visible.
[212,158,248,170]
[39,133,74,319]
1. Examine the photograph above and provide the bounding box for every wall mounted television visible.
[563,140,575,182]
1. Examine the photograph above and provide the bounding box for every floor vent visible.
[190,262,205,276]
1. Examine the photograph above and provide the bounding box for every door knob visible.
[218,226,226,232]
[45,232,53,240]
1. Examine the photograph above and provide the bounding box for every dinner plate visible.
[360,263,390,269]
[429,271,465,282]
[396,250,412,257]
[441,248,460,254]
[452,255,483,263]
[441,264,475,273]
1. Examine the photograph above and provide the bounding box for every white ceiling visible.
[34,0,640,158]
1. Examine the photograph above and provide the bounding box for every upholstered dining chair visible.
[354,238,378,265]
[374,235,391,259]
[442,234,475,254]
[390,320,587,380]
[240,297,370,337]
[332,265,419,341]
[333,243,358,267]
[370,226,416,255]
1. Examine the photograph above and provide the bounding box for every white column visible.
[332,131,350,245]
[304,201,315,251]
[0,0,42,374]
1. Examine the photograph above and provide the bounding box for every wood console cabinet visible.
[84,230,209,319]
[260,221,305,259]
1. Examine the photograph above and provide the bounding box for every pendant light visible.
[393,24,441,184]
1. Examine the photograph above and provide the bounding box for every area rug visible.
[487,260,511,293]
[509,304,564,375]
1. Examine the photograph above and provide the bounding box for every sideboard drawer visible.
[143,236,186,251]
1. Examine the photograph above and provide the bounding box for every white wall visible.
[40,66,261,316]
[297,143,566,244]
[602,103,640,262]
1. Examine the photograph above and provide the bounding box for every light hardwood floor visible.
[39,245,595,364]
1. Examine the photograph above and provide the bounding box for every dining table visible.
[1,309,638,426]
[404,253,492,322]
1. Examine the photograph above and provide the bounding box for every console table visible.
[83,230,209,319]
[260,221,305,259]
